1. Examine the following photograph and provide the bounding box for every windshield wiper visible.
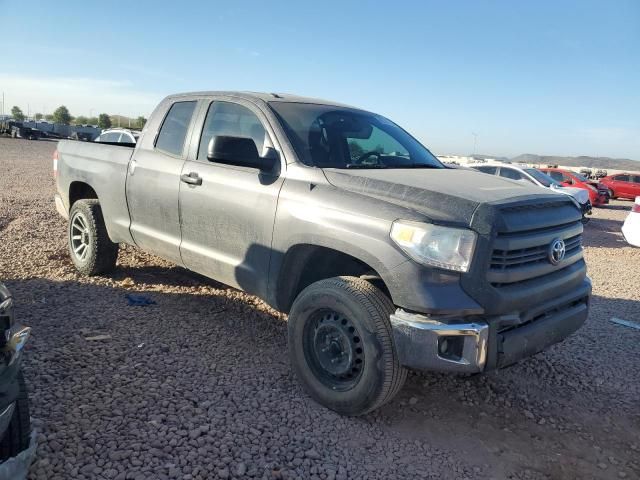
[345,164,388,169]
[401,164,441,169]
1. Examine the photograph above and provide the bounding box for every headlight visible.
[390,221,477,272]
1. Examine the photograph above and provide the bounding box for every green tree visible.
[11,106,25,121]
[74,115,89,125]
[52,106,72,125]
[136,116,147,129]
[87,117,99,126]
[44,114,54,122]
[34,113,43,121]
[98,113,112,129]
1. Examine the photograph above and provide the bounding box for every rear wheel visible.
[608,189,616,199]
[0,371,31,460]
[68,199,119,276]
[288,276,407,416]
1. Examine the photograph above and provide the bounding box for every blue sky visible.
[1,0,638,159]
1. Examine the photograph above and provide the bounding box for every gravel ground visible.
[0,137,638,480]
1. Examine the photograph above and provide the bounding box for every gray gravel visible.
[0,137,639,479]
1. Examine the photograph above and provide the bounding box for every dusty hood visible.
[323,168,564,226]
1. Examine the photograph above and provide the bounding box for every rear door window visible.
[99,132,120,142]
[616,175,630,182]
[632,175,640,184]
[547,171,564,182]
[475,166,497,174]
[155,101,197,156]
[499,168,524,180]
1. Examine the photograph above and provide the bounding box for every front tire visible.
[0,371,31,461]
[68,199,119,276]
[288,276,407,416]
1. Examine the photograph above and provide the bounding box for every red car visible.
[598,173,640,200]
[538,168,608,206]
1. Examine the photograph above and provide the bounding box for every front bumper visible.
[391,279,590,373]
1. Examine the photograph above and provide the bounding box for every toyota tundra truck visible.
[53,92,591,415]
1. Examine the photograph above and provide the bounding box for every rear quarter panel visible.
[56,140,135,244]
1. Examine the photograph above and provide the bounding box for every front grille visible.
[491,234,582,271]
[487,213,584,287]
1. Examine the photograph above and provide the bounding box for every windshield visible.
[525,168,560,187]
[270,102,443,169]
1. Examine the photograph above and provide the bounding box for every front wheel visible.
[68,199,119,276]
[288,276,407,416]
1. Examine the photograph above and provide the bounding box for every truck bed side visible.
[56,140,135,244]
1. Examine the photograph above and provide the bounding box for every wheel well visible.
[69,182,98,207]
[276,244,390,313]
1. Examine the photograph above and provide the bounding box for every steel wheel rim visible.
[304,310,365,391]
[70,212,90,261]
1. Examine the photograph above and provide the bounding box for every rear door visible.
[178,98,285,298]
[614,175,631,198]
[126,99,198,263]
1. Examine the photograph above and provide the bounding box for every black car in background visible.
[0,283,31,461]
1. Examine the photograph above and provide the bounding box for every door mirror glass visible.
[207,136,276,171]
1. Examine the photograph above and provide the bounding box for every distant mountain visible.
[512,154,640,171]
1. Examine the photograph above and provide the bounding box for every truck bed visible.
[56,140,136,244]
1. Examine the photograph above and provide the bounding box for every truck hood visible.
[323,168,563,226]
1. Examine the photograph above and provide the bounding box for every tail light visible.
[632,198,640,213]
[53,149,58,179]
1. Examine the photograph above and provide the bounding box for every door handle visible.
[180,172,202,186]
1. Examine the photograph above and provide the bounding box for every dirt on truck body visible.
[54,91,590,416]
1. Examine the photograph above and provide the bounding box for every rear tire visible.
[0,371,31,461]
[608,189,616,200]
[288,276,407,416]
[68,199,119,276]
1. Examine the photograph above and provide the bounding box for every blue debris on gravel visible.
[125,294,156,306]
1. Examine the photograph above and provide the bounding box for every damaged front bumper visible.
[391,279,590,373]
[391,310,489,373]
[0,325,31,439]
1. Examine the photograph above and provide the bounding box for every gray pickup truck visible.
[54,92,591,415]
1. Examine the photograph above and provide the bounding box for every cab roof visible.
[165,91,357,109]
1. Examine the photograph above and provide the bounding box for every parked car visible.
[94,128,139,144]
[538,168,608,207]
[621,197,640,247]
[53,92,591,415]
[0,121,41,140]
[470,163,592,222]
[598,173,640,200]
[0,283,31,461]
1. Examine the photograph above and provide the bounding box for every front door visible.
[178,100,284,298]
[126,100,198,263]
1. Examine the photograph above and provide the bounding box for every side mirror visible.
[207,136,277,172]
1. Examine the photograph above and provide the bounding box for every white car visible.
[622,196,640,247]
[470,163,592,221]
[94,128,140,144]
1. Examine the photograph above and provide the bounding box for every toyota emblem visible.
[548,238,566,265]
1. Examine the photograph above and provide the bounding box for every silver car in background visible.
[470,163,592,222]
